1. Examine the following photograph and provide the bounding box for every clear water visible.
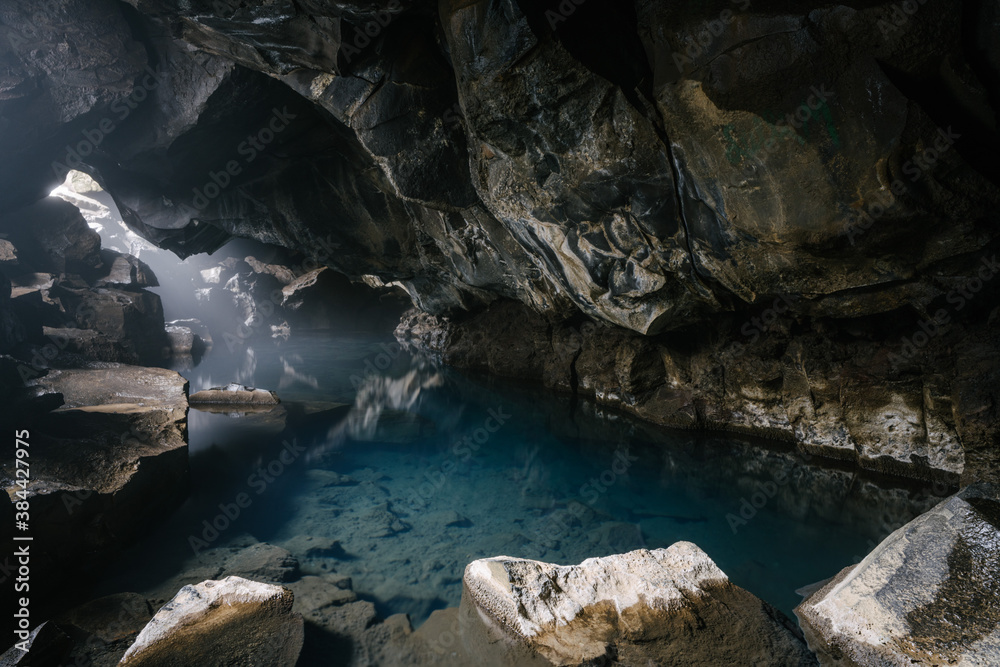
[95,331,944,626]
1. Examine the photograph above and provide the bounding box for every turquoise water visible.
[100,332,944,625]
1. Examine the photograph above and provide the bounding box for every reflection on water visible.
[97,332,944,627]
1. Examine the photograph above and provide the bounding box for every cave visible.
[1,0,999,665]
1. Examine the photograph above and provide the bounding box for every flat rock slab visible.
[3,365,190,580]
[119,576,303,667]
[29,364,188,413]
[796,483,1000,667]
[462,542,816,666]
[189,383,280,406]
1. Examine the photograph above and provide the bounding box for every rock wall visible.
[396,296,1000,486]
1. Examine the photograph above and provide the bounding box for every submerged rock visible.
[796,483,1000,667]
[462,543,816,666]
[119,577,303,667]
[189,383,280,406]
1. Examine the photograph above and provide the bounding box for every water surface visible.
[98,331,944,625]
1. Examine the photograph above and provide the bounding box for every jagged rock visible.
[48,282,169,364]
[55,593,155,667]
[96,250,159,289]
[118,577,303,667]
[189,383,280,406]
[246,256,298,285]
[0,200,102,277]
[0,239,18,267]
[462,543,816,666]
[796,483,1000,667]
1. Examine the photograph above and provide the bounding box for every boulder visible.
[796,483,1000,666]
[0,239,18,268]
[51,283,169,364]
[0,199,102,277]
[462,543,816,666]
[118,577,303,667]
[96,249,159,289]
[189,384,280,406]
[164,325,205,359]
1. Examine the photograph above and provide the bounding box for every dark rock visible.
[50,284,169,364]
[96,249,159,289]
[0,200,102,278]
[0,621,71,667]
[796,483,1000,666]
[164,325,205,359]
[221,543,300,584]
[2,365,189,593]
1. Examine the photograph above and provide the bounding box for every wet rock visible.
[280,267,381,330]
[279,535,346,560]
[796,483,1000,667]
[164,325,204,359]
[189,384,280,406]
[55,593,155,667]
[119,577,304,667]
[166,319,212,351]
[287,576,358,616]
[462,543,816,666]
